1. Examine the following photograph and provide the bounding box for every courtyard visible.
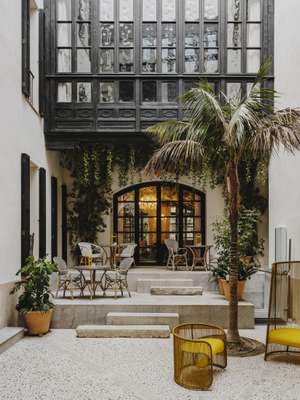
[1,326,300,400]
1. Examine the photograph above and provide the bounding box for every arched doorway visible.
[113,181,206,265]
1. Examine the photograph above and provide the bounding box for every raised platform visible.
[52,292,255,329]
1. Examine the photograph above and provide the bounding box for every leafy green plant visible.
[212,208,264,282]
[10,257,58,314]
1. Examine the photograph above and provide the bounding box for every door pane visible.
[118,202,135,217]
[161,185,178,200]
[227,23,241,47]
[247,49,260,73]
[118,191,135,201]
[228,0,241,21]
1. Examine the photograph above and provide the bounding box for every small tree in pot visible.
[212,208,264,300]
[10,256,58,335]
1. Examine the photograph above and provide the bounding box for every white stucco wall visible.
[0,0,64,291]
[269,0,300,263]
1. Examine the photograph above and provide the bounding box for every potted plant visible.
[212,208,264,301]
[10,256,58,335]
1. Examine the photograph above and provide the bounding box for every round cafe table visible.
[75,264,110,299]
[186,245,212,271]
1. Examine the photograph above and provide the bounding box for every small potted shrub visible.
[10,256,58,335]
[212,208,264,301]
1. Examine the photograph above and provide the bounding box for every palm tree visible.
[145,63,300,348]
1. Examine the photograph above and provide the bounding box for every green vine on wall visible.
[61,143,154,248]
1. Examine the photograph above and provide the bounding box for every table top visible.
[74,264,110,271]
[186,245,212,249]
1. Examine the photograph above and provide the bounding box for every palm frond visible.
[147,120,191,145]
[144,140,204,175]
[183,82,227,131]
[250,108,300,157]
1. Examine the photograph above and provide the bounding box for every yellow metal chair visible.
[173,323,227,390]
[265,261,300,360]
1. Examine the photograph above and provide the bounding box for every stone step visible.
[106,312,179,328]
[0,327,24,355]
[150,286,203,296]
[76,325,170,338]
[137,278,194,293]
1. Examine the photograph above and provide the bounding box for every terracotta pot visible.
[217,278,224,295]
[24,309,53,336]
[240,256,253,265]
[221,280,246,301]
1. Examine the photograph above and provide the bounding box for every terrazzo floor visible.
[1,326,300,400]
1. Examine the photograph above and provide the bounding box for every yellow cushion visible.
[268,328,300,348]
[181,337,225,356]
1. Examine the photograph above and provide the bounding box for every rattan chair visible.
[78,242,108,266]
[173,323,227,390]
[53,257,81,299]
[165,239,188,271]
[265,261,300,360]
[104,257,134,298]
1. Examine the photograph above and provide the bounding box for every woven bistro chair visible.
[265,261,300,361]
[104,257,134,298]
[53,257,81,299]
[164,239,188,271]
[78,242,108,266]
[173,323,227,390]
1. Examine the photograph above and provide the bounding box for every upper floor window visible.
[22,0,40,111]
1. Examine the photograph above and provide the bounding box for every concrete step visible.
[0,327,24,355]
[106,312,179,328]
[151,286,203,296]
[76,325,170,338]
[137,278,194,293]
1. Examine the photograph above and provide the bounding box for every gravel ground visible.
[1,326,300,400]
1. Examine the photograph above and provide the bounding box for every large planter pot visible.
[221,279,246,301]
[24,309,53,336]
[217,278,224,295]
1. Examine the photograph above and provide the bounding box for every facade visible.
[1,0,300,329]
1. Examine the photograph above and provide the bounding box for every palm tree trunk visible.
[226,159,241,344]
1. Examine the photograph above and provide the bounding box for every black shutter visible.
[39,168,47,258]
[51,177,58,259]
[21,153,30,265]
[61,184,68,262]
[39,10,45,115]
[22,0,30,97]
